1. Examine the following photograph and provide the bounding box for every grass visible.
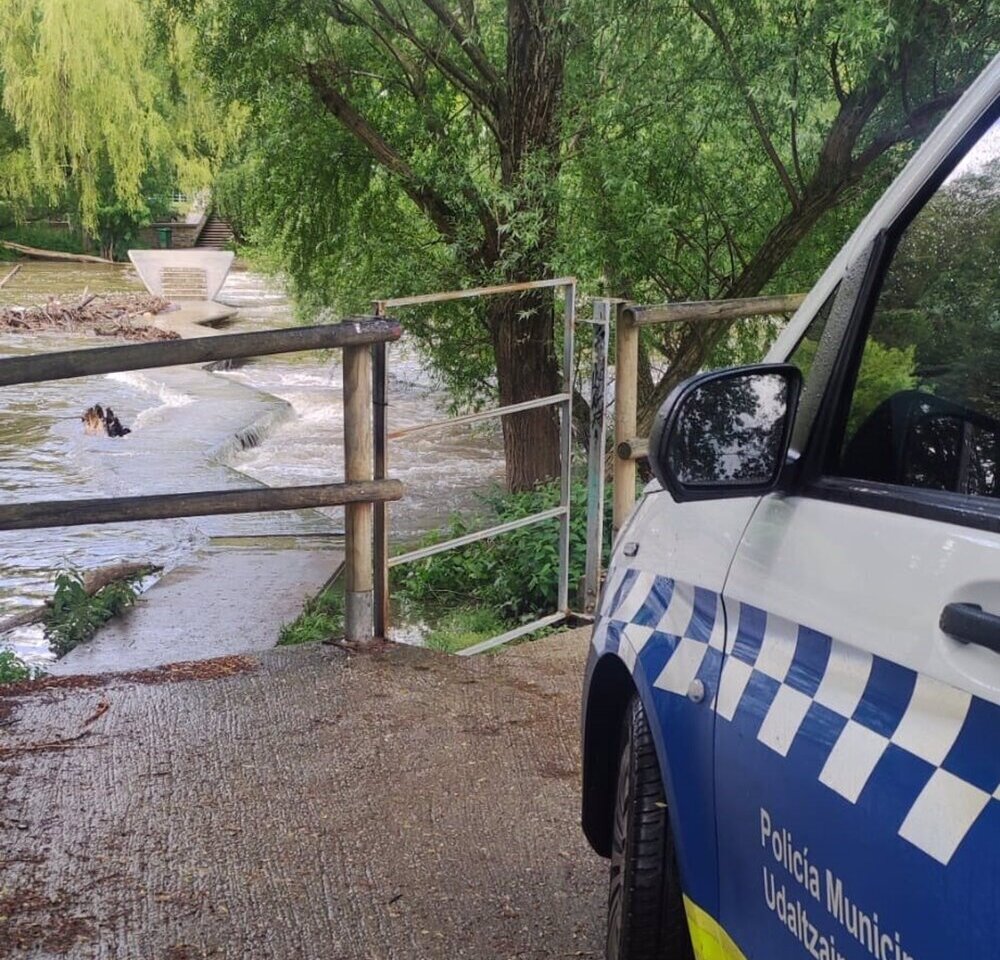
[422,606,506,654]
[277,580,504,654]
[0,649,44,684]
[278,581,345,645]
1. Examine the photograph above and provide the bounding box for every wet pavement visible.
[0,628,605,959]
[50,541,343,676]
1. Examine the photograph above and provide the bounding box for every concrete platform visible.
[49,542,343,676]
[154,300,237,337]
[0,628,605,959]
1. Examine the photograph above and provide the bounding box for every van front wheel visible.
[606,695,693,960]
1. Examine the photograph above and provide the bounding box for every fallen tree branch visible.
[0,293,177,342]
[0,240,113,264]
[0,263,21,289]
[0,562,161,635]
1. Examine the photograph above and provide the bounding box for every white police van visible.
[582,55,1000,960]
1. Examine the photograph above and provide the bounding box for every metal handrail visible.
[388,392,570,440]
[389,505,567,568]
[374,276,575,311]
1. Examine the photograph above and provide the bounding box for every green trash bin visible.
[156,227,172,249]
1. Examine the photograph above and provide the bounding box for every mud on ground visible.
[0,629,605,959]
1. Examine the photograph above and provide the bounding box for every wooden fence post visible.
[613,303,638,538]
[343,340,375,643]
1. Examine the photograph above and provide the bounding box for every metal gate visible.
[372,278,576,655]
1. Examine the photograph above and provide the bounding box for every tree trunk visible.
[488,289,561,491]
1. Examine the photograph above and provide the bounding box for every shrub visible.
[392,478,613,625]
[0,649,44,684]
[423,606,506,654]
[44,569,141,658]
[0,223,87,256]
[278,582,345,645]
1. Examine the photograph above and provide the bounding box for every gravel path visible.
[0,629,605,959]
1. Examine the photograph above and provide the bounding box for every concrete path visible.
[0,629,606,959]
[51,541,342,675]
[55,298,344,674]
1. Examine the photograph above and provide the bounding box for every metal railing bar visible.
[457,612,566,656]
[388,393,571,440]
[375,277,576,310]
[0,319,402,387]
[0,480,404,532]
[557,280,575,613]
[388,505,567,568]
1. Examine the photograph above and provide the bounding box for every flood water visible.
[0,262,503,664]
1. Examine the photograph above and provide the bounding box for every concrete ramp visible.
[129,250,234,301]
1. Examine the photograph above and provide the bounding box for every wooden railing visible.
[0,318,403,644]
[611,293,806,534]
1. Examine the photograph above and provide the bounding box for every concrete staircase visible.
[195,213,234,249]
[160,267,209,301]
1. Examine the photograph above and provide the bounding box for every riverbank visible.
[1,262,511,669]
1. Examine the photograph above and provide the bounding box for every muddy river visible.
[0,262,503,663]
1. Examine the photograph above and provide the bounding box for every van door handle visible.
[940,603,1000,654]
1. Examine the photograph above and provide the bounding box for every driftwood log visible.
[0,240,113,264]
[0,263,21,289]
[0,562,161,635]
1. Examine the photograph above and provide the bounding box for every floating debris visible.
[0,291,179,341]
[81,404,131,437]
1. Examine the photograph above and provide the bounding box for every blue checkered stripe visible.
[594,567,1000,866]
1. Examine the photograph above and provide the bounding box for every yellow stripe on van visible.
[683,896,747,960]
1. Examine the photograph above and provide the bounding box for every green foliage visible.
[846,340,918,436]
[872,155,1000,421]
[0,3,225,242]
[423,607,507,654]
[0,223,85,255]
[189,0,997,446]
[0,648,44,684]
[393,479,612,625]
[44,569,141,659]
[278,582,345,646]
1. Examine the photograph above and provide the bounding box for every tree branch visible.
[690,0,800,210]
[419,0,500,89]
[829,42,847,105]
[305,61,462,243]
[367,0,499,128]
[852,86,964,173]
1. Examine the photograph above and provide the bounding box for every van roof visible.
[766,53,1000,363]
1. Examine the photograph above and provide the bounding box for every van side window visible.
[834,115,1000,500]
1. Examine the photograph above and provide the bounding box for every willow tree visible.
[199,0,575,490]
[197,0,998,485]
[0,0,220,250]
[568,0,999,432]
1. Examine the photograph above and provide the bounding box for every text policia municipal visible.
[760,808,916,960]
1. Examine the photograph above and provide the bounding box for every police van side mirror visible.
[649,364,802,503]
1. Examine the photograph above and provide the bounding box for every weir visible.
[128,249,235,302]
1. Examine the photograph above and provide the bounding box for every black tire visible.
[606,695,694,960]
